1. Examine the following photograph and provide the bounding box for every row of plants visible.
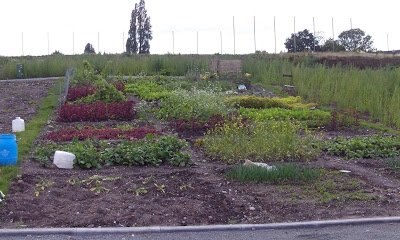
[44,125,162,142]
[59,61,136,122]
[67,81,125,101]
[58,100,137,122]
[323,135,400,159]
[34,134,191,169]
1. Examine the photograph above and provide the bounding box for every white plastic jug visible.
[53,151,75,169]
[12,117,25,132]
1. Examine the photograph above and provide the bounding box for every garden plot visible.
[0,64,400,228]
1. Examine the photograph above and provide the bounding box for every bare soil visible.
[1,78,400,229]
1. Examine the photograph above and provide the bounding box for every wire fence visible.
[0,16,398,56]
[58,68,76,106]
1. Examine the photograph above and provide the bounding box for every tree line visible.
[284,28,375,53]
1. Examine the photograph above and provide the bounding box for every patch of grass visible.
[387,157,400,172]
[225,164,319,183]
[0,78,62,194]
[360,121,400,135]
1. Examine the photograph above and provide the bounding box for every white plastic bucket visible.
[53,151,75,169]
[12,117,25,132]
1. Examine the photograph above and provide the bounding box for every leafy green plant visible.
[101,134,191,167]
[323,135,400,159]
[66,138,102,169]
[33,142,58,167]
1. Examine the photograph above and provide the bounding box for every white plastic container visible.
[53,151,75,169]
[12,117,25,132]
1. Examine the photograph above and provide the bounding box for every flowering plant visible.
[201,72,218,81]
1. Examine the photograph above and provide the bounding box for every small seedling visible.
[128,184,148,196]
[154,183,165,193]
[90,180,109,194]
[142,175,157,184]
[34,177,54,197]
[179,183,194,190]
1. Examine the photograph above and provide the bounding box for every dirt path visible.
[0,79,57,134]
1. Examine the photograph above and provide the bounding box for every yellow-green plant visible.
[203,118,321,163]
[157,87,227,121]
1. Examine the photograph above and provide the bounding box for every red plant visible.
[58,101,137,122]
[66,84,98,101]
[112,81,126,94]
[44,126,162,141]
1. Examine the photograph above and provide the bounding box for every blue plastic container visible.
[0,134,18,166]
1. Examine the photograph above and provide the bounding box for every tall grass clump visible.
[203,118,321,164]
[156,87,227,121]
[293,64,400,129]
[225,164,319,182]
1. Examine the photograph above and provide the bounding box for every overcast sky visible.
[1,0,399,56]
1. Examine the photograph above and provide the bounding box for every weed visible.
[128,184,148,196]
[142,175,157,184]
[34,177,54,197]
[154,183,166,193]
[179,183,194,190]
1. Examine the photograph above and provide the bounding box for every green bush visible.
[71,60,98,86]
[77,79,127,103]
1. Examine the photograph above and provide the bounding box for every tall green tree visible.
[126,0,153,54]
[338,28,375,52]
[284,29,321,53]
[320,38,345,52]
[84,43,96,54]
